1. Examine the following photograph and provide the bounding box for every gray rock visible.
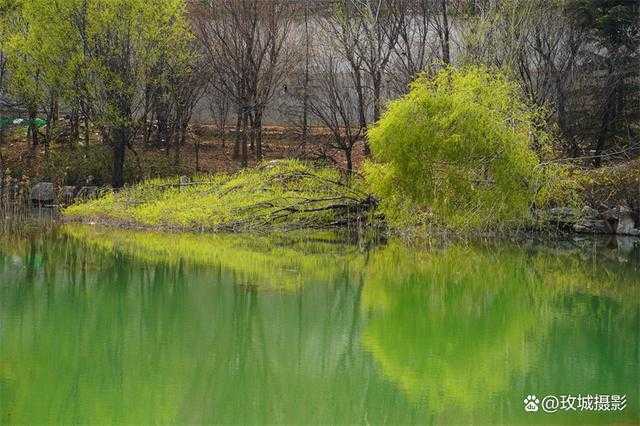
[581,206,600,219]
[549,207,581,222]
[179,176,191,191]
[574,219,610,234]
[549,207,577,218]
[616,236,637,256]
[616,206,636,235]
[30,182,54,205]
[77,186,99,200]
[60,186,78,204]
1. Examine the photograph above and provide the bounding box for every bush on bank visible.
[364,66,557,231]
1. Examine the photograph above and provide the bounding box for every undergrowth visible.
[64,159,376,232]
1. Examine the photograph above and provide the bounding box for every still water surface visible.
[0,225,638,424]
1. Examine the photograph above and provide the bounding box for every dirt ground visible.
[0,124,368,182]
[185,125,367,174]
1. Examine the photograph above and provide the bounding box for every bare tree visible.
[459,0,587,156]
[195,0,297,167]
[208,82,232,149]
[308,47,364,174]
[321,3,367,145]
[390,0,441,94]
[433,0,452,64]
[524,6,585,154]
[352,0,404,123]
[301,0,311,142]
[166,53,210,168]
[320,0,404,156]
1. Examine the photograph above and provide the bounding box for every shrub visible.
[44,144,186,186]
[365,66,549,231]
[576,159,640,216]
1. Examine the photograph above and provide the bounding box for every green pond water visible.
[0,225,638,425]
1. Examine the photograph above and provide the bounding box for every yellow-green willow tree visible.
[365,66,551,231]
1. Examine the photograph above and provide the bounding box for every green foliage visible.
[2,0,82,109]
[0,140,184,185]
[64,160,372,231]
[76,0,193,127]
[1,0,196,187]
[532,162,584,211]
[365,66,549,231]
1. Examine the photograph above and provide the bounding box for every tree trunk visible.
[44,94,58,147]
[174,134,181,167]
[70,110,80,143]
[51,96,59,122]
[354,68,367,130]
[233,107,242,159]
[593,67,620,167]
[373,73,382,123]
[255,110,263,161]
[370,73,382,156]
[195,139,200,172]
[249,112,255,151]
[353,68,370,156]
[28,108,39,147]
[555,76,567,136]
[143,112,153,145]
[155,103,171,148]
[112,129,127,189]
[175,120,188,168]
[241,110,248,168]
[440,0,451,65]
[345,147,353,175]
[84,115,91,147]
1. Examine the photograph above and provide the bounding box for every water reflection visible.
[0,226,638,424]
[361,242,639,423]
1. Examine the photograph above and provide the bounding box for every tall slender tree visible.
[195,0,297,166]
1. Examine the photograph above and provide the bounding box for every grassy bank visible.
[62,155,640,237]
[64,160,378,232]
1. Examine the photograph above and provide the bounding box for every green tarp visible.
[0,117,48,130]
